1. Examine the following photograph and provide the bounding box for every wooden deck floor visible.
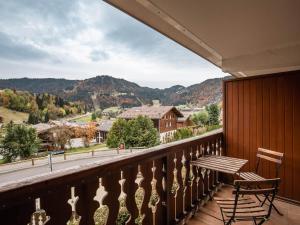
[187,185,300,225]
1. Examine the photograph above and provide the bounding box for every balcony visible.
[1,125,300,225]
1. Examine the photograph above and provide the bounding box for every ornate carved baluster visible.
[201,168,206,197]
[171,154,180,222]
[215,141,220,186]
[207,169,211,192]
[189,151,195,207]
[207,142,210,155]
[219,138,223,155]
[94,178,109,225]
[161,162,167,206]
[28,198,50,225]
[116,171,131,225]
[67,187,81,225]
[211,142,216,189]
[195,147,201,201]
[148,161,160,225]
[181,152,187,214]
[135,165,145,225]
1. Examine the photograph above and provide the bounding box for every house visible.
[176,111,194,128]
[95,120,114,143]
[119,105,183,142]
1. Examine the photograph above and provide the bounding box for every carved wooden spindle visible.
[211,142,216,188]
[135,165,145,225]
[189,150,195,207]
[201,168,206,197]
[207,169,211,192]
[215,141,220,185]
[93,178,109,225]
[195,147,201,201]
[116,171,131,225]
[171,154,180,222]
[67,187,81,225]
[207,142,210,155]
[219,138,223,156]
[28,198,50,225]
[181,152,187,214]
[148,161,160,225]
[161,162,167,206]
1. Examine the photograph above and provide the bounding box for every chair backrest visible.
[256,148,284,176]
[231,178,280,219]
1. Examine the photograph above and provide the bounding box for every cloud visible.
[0,0,228,88]
[0,32,51,61]
[89,50,109,62]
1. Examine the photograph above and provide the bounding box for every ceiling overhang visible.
[105,0,300,78]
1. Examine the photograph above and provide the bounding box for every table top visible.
[191,155,248,174]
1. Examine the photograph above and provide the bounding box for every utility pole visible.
[48,152,53,172]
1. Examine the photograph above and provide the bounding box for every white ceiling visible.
[106,0,300,77]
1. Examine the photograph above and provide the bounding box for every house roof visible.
[98,120,114,132]
[119,106,183,120]
[177,111,193,122]
[32,123,57,134]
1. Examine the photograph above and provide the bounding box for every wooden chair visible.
[215,178,280,225]
[238,148,284,215]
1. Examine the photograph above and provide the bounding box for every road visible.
[0,149,138,186]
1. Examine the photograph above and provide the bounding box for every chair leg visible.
[271,202,284,216]
[257,219,267,225]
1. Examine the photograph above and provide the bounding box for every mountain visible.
[0,75,229,109]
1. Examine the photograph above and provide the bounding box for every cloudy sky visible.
[0,0,228,88]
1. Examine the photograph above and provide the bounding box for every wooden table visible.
[191,155,248,174]
[191,155,248,199]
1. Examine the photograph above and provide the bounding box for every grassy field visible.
[70,115,92,123]
[65,143,107,154]
[0,106,29,124]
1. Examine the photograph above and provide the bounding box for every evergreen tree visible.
[91,112,97,121]
[206,104,220,126]
[28,112,39,124]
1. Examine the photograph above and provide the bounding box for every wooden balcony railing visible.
[0,129,223,225]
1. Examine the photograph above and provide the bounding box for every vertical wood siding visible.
[224,71,300,202]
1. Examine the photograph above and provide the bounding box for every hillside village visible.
[0,76,222,164]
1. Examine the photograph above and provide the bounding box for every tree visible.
[106,116,159,149]
[126,116,159,148]
[49,126,73,149]
[83,123,97,147]
[91,112,97,121]
[106,118,128,148]
[206,104,220,126]
[192,111,208,126]
[174,127,193,141]
[0,122,40,162]
[28,111,40,124]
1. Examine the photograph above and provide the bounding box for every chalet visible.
[95,120,114,143]
[176,111,194,128]
[118,105,183,142]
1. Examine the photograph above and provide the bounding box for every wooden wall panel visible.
[224,71,300,202]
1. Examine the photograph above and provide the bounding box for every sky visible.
[0,0,228,88]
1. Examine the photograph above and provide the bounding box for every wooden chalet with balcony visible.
[119,105,183,143]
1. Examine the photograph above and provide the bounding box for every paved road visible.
[0,149,138,186]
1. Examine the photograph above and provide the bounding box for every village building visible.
[118,105,183,143]
[95,120,114,143]
[176,111,194,128]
